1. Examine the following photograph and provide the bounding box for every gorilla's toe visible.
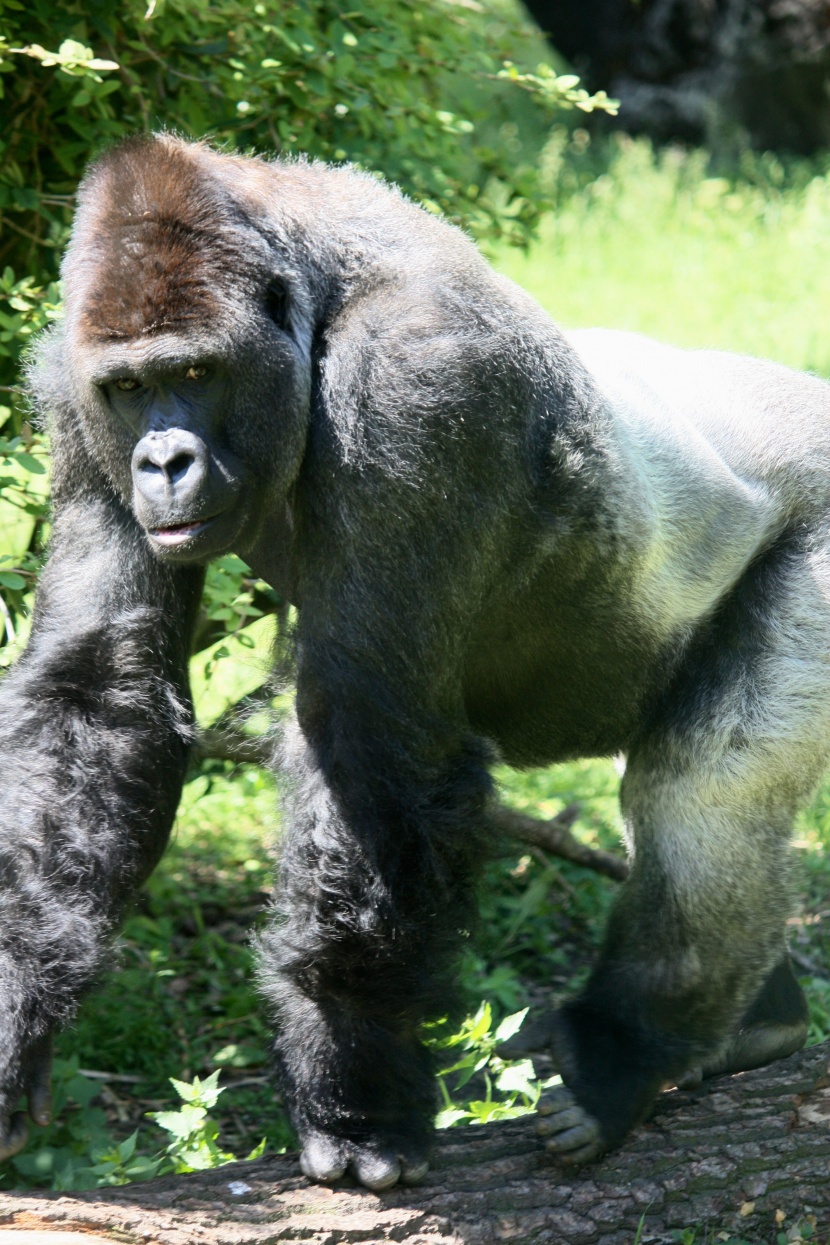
[351,1148,402,1190]
[299,1132,430,1190]
[536,1085,603,1164]
[0,1110,29,1162]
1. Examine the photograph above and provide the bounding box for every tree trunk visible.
[2,1041,828,1245]
[523,0,830,153]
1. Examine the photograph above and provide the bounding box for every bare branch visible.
[492,802,629,881]
[194,729,628,880]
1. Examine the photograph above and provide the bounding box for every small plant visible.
[4,1060,266,1190]
[427,1001,558,1128]
[149,1070,265,1173]
[8,1056,151,1191]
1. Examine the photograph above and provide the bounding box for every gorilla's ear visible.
[265,277,291,333]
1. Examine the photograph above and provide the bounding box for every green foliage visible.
[5,1059,265,1190]
[428,1001,559,1127]
[496,133,830,376]
[9,1056,160,1190]
[149,1070,265,1172]
[0,0,614,414]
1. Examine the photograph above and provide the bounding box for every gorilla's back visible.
[566,329,830,635]
[464,329,830,766]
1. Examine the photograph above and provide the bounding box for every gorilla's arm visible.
[259,607,494,1190]
[0,439,202,1157]
[252,292,549,1188]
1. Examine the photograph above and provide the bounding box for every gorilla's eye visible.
[185,365,209,381]
[114,377,142,392]
[265,278,290,332]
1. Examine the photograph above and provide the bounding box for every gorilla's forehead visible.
[63,139,264,344]
[76,216,226,342]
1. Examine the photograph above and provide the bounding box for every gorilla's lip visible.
[150,515,218,547]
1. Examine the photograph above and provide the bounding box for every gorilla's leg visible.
[537,535,830,1163]
[259,714,491,1190]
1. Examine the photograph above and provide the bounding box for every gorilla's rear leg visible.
[538,536,830,1164]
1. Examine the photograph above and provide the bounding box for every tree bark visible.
[1,1041,828,1245]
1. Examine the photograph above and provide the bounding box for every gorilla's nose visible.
[132,428,210,507]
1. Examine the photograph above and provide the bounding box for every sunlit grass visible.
[494,136,830,375]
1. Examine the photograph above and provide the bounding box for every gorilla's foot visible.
[534,1004,671,1165]
[677,958,808,1089]
[299,1130,430,1190]
[677,1018,808,1089]
[535,1085,603,1164]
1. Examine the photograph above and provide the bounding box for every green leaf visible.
[494,1008,528,1044]
[15,451,46,473]
[435,1106,470,1128]
[494,1058,537,1096]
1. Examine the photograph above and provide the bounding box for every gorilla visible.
[0,133,820,1189]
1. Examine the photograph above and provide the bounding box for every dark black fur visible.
[1,134,823,1186]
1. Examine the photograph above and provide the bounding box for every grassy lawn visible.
[494,135,830,375]
[4,135,830,1194]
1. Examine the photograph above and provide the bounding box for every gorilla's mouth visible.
[150,516,216,547]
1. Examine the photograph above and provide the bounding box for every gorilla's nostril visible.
[132,431,208,501]
[166,452,195,485]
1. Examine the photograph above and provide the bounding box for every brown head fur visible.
[63,134,260,342]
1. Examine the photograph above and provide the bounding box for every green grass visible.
[494,135,830,375]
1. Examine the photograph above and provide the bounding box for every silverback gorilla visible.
[0,133,821,1188]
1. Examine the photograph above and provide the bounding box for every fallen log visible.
[1,1041,828,1245]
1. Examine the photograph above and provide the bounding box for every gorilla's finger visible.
[28,1077,52,1128]
[537,1085,577,1116]
[299,1134,348,1183]
[0,1110,29,1162]
[554,1138,603,1166]
[400,1156,429,1186]
[544,1120,601,1156]
[27,1036,53,1127]
[351,1148,402,1191]
[535,1104,586,1136]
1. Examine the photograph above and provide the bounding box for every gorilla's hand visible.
[299,1130,430,1190]
[0,1034,52,1161]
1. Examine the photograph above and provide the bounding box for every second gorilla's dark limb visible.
[0,462,202,1156]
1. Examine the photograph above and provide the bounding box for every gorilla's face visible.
[72,312,309,564]
[63,265,311,566]
[102,355,245,560]
[56,145,313,565]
